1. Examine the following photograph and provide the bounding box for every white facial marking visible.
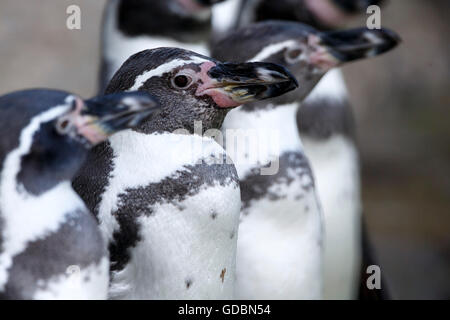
[128,56,208,91]
[250,40,298,62]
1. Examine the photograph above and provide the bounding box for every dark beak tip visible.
[380,28,402,46]
[291,76,299,89]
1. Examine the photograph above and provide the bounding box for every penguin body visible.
[74,47,298,299]
[0,89,159,299]
[214,0,393,300]
[212,21,400,299]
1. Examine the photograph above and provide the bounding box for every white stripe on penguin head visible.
[129,56,208,91]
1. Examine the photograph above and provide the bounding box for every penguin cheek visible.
[200,89,241,108]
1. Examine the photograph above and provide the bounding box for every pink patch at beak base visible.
[196,61,242,108]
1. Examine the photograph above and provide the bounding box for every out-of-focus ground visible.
[0,0,448,299]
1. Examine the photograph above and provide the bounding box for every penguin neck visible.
[107,129,224,174]
[298,68,355,141]
[304,68,348,104]
[223,101,304,152]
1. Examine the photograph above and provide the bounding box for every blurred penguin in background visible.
[211,20,399,300]
[212,0,391,299]
[100,0,226,92]
[0,89,159,299]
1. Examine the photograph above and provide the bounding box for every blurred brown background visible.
[0,0,448,299]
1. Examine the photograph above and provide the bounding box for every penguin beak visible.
[74,92,160,146]
[308,27,400,70]
[196,61,299,108]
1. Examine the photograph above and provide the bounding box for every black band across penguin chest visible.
[0,208,106,299]
[240,151,315,215]
[109,154,239,273]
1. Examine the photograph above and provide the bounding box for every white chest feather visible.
[98,131,240,299]
[222,103,303,179]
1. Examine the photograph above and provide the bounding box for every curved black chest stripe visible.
[109,154,239,272]
[73,142,115,218]
[297,97,356,140]
[240,151,314,213]
[1,209,105,299]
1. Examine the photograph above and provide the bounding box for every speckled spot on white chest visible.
[103,0,208,83]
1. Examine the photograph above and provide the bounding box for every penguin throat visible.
[133,104,229,136]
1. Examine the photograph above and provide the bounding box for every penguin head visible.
[105,47,298,134]
[211,20,400,104]
[0,89,159,195]
[252,0,385,30]
[116,0,227,39]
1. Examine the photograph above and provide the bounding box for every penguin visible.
[100,0,226,93]
[213,0,385,32]
[211,21,400,299]
[0,88,160,299]
[73,47,298,299]
[213,0,392,299]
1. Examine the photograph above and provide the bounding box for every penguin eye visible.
[172,74,193,89]
[285,48,303,64]
[55,116,74,135]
